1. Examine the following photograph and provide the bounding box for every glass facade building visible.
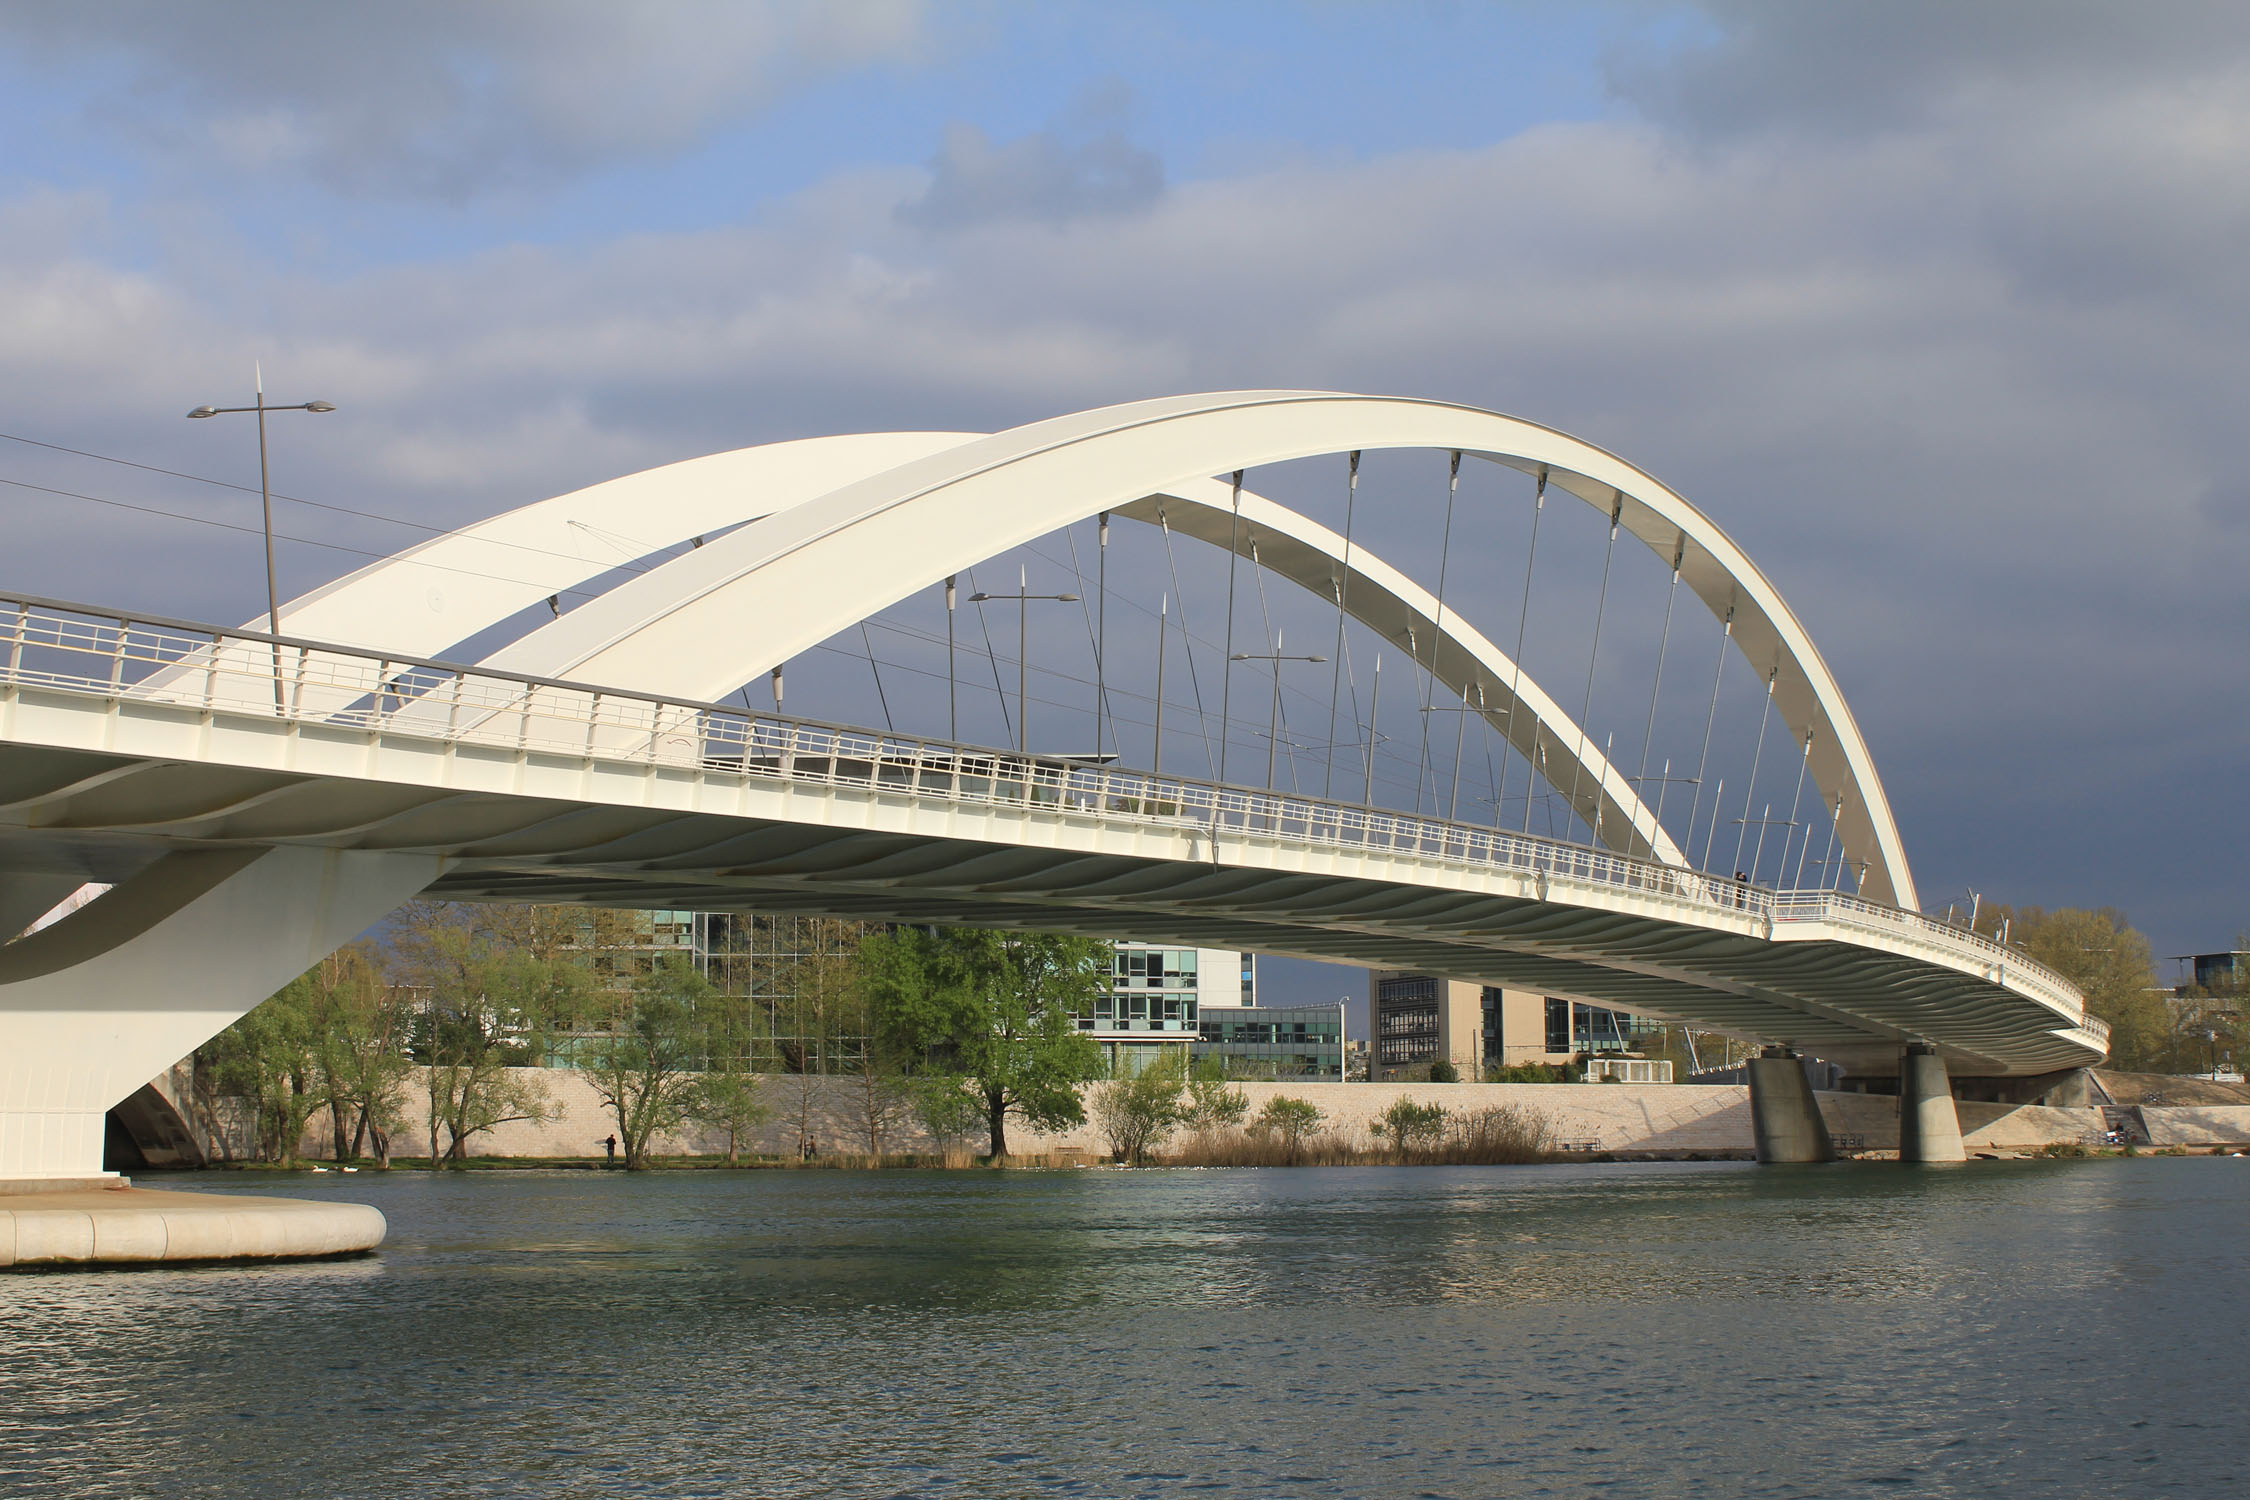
[1195,1002,1345,1078]
[1079,942,1250,1076]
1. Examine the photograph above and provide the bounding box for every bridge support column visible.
[0,846,438,1181]
[1897,1043,1966,1163]
[1747,1048,1834,1163]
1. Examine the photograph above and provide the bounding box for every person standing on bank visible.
[603,1134,617,1167]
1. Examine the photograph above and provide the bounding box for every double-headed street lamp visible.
[1231,631,1326,790]
[968,567,1078,754]
[186,373,335,643]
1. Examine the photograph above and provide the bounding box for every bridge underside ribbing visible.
[0,734,2097,1085]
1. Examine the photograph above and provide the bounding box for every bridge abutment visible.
[1897,1043,1967,1163]
[1747,1050,1835,1163]
[0,846,437,1181]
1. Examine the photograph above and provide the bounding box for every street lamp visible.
[1230,631,1326,790]
[968,566,1078,753]
[186,370,335,650]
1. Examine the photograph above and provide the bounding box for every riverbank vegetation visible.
[189,901,1113,1170]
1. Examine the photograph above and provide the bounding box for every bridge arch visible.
[463,392,1913,906]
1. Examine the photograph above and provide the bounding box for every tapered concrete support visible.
[1747,1050,1834,1163]
[1897,1043,1967,1163]
[0,846,439,1179]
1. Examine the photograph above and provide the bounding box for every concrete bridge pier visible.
[1897,1043,1967,1163]
[1747,1049,1835,1163]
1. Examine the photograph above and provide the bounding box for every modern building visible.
[1080,942,1254,1076]
[1367,970,1664,1081]
[2175,950,2250,995]
[1195,1001,1346,1078]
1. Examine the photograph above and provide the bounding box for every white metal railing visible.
[0,593,2099,1037]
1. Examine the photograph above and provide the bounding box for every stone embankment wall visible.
[273,1069,2250,1161]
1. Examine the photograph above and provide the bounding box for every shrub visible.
[1091,1059,1186,1165]
[1374,1098,1449,1156]
[1428,1061,1460,1083]
[1182,1074,1250,1133]
[1249,1096,1326,1162]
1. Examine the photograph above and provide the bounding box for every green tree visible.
[863,926,1106,1158]
[580,954,712,1170]
[685,988,770,1164]
[308,942,415,1164]
[1980,906,2167,1071]
[400,912,570,1165]
[1091,1052,1186,1164]
[203,977,325,1165]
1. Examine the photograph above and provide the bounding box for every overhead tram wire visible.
[0,429,720,585]
[0,472,681,613]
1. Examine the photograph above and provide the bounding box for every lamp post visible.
[1230,632,1326,790]
[186,371,333,647]
[968,566,1078,753]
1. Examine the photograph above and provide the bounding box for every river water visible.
[2,1159,2243,1498]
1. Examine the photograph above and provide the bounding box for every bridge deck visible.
[0,595,2104,1077]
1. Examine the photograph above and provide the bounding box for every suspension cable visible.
[1218,470,1244,782]
[1097,513,1111,759]
[1684,606,1734,865]
[1636,537,1685,792]
[1789,735,1821,891]
[1505,468,1548,832]
[965,564,1013,749]
[858,623,895,733]
[1158,510,1219,779]
[1323,452,1361,799]
[1730,667,1778,877]
[1566,493,1624,843]
[1414,452,1462,818]
[1772,727,1812,888]
[1246,536,1301,790]
[1817,790,1847,891]
[1064,520,1108,755]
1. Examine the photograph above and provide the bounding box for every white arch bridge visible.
[0,392,2102,1177]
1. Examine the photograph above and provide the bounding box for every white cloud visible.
[1,0,928,199]
[6,8,2250,939]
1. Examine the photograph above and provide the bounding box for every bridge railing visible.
[0,594,2099,1037]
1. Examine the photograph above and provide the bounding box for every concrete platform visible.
[0,1182,385,1268]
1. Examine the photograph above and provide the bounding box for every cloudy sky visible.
[3,1,2244,988]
